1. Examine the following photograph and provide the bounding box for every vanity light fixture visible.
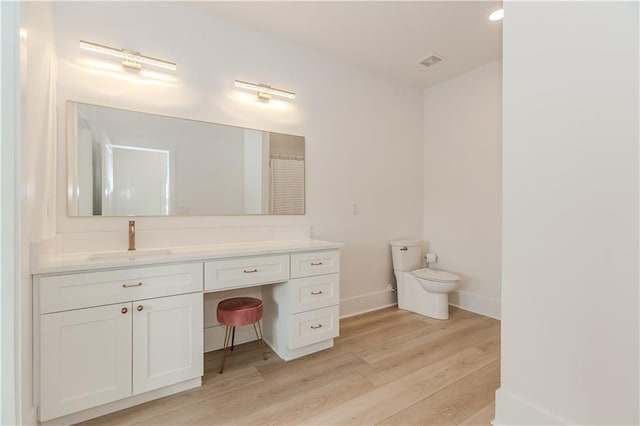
[234,80,296,100]
[79,40,177,71]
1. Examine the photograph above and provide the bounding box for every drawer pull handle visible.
[400,247,408,251]
[121,307,128,314]
[244,269,258,274]
[122,282,142,288]
[137,305,144,312]
[310,262,323,266]
[310,324,323,329]
[310,290,323,295]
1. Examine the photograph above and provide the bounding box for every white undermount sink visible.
[88,248,172,261]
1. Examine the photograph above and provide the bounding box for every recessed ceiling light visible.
[489,8,504,21]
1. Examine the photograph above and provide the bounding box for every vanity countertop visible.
[33,239,344,275]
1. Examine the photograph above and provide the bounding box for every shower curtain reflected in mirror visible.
[270,155,305,215]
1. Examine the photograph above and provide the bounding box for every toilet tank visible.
[390,240,423,271]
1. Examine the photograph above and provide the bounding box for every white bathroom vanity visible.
[31,228,342,425]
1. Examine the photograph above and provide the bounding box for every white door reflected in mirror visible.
[105,144,170,216]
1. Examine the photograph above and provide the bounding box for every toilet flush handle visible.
[400,246,408,251]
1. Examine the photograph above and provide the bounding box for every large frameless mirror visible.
[67,101,305,216]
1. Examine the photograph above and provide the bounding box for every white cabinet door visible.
[132,292,203,394]
[40,303,132,422]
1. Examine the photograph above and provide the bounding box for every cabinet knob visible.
[310,290,323,295]
[121,307,128,314]
[310,262,323,266]
[310,324,323,329]
[137,305,143,312]
[122,282,142,288]
[243,268,258,274]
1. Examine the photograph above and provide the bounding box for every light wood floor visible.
[81,307,500,425]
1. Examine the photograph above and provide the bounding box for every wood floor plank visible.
[459,402,495,425]
[301,348,496,425]
[364,319,500,386]
[254,344,369,378]
[423,361,500,424]
[77,307,501,426]
[82,365,263,426]
[360,315,489,365]
[135,352,368,425]
[332,317,434,357]
[227,374,375,425]
[472,335,501,358]
[376,401,456,426]
[338,314,429,343]
[340,306,409,328]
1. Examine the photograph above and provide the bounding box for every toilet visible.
[390,240,460,320]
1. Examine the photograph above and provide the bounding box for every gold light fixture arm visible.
[234,79,296,100]
[80,40,176,71]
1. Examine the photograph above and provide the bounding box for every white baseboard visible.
[449,290,501,320]
[340,290,397,318]
[493,388,570,425]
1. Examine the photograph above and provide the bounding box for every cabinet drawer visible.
[289,274,340,314]
[290,305,339,349]
[205,255,289,292]
[291,250,340,278]
[39,263,203,314]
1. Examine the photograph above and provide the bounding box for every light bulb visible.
[489,8,504,21]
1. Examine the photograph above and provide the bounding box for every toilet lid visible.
[412,268,460,283]
[390,240,422,247]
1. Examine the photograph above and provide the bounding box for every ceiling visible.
[193,1,503,89]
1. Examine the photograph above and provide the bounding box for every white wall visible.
[270,132,305,157]
[18,2,57,425]
[0,2,20,423]
[53,2,424,315]
[423,59,502,319]
[495,2,639,424]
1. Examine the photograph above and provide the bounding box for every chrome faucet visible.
[128,220,136,251]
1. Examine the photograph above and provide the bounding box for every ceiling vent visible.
[419,54,444,68]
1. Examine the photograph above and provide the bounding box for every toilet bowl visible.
[390,240,460,320]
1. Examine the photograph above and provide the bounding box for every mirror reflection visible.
[67,102,305,216]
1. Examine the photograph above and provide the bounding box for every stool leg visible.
[219,325,232,374]
[231,326,236,351]
[253,321,268,361]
